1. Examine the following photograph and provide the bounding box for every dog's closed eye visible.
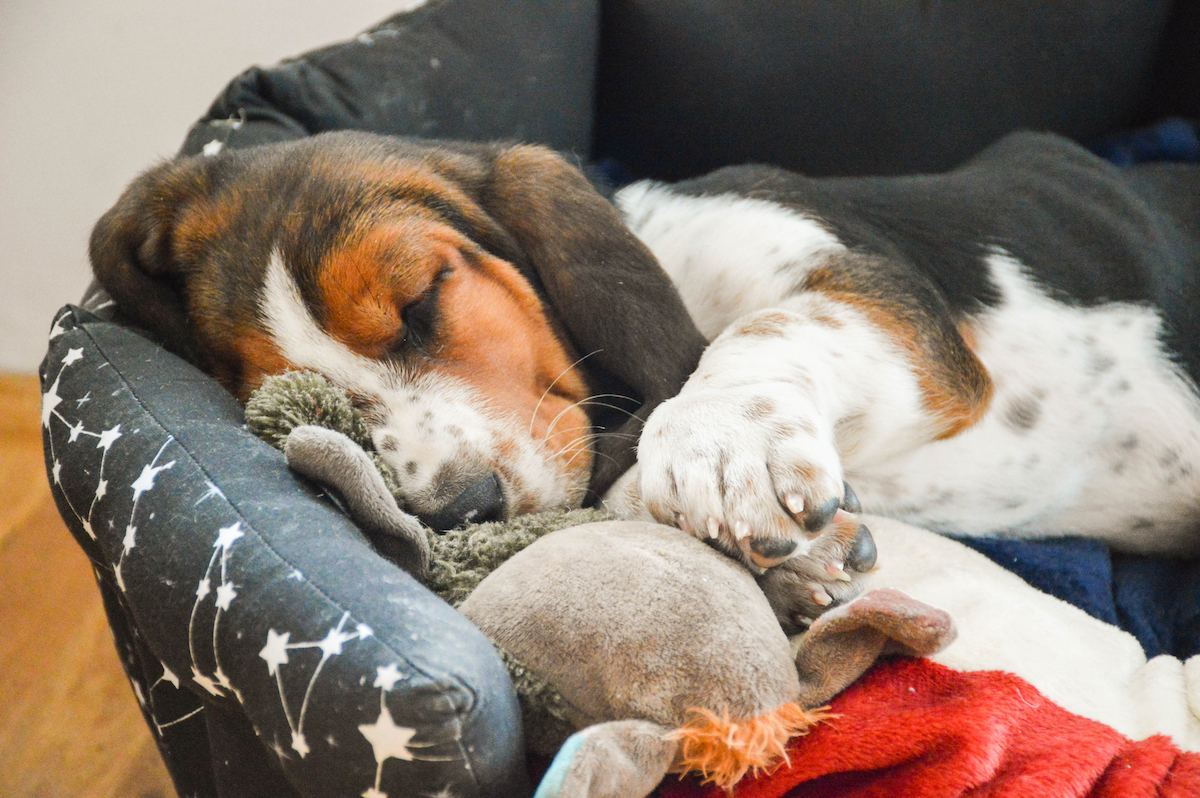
[393,266,450,357]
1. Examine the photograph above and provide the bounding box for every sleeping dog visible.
[89,130,1200,627]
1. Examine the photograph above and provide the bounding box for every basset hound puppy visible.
[90,130,1200,628]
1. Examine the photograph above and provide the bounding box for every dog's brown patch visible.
[732,311,795,339]
[221,329,289,401]
[436,247,591,459]
[173,193,244,264]
[744,397,777,421]
[804,258,993,440]
[317,219,440,358]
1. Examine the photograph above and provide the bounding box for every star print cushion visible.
[40,303,529,798]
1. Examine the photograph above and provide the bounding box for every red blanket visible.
[657,658,1200,798]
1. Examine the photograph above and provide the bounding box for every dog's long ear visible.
[88,158,210,364]
[479,145,708,497]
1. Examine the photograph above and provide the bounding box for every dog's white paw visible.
[637,384,852,570]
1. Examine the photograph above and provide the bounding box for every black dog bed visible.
[43,2,1199,796]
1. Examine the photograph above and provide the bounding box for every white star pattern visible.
[213,522,244,551]
[141,660,207,736]
[96,424,122,451]
[359,703,417,763]
[42,320,221,745]
[317,626,358,658]
[359,661,458,794]
[131,459,175,503]
[188,517,247,700]
[202,139,224,157]
[291,731,310,758]
[196,481,226,505]
[41,377,62,428]
[260,613,374,763]
[43,317,460,791]
[191,667,224,697]
[260,630,291,675]
[374,664,405,691]
[215,582,238,611]
[161,663,181,689]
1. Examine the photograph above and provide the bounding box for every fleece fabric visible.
[656,658,1200,798]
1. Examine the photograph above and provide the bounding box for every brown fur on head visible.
[89,132,706,527]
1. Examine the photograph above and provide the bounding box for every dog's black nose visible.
[418,472,506,531]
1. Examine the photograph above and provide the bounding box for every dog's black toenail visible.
[846,524,877,572]
[749,537,799,560]
[804,496,841,533]
[841,481,862,513]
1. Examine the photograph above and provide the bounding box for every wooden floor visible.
[0,374,175,798]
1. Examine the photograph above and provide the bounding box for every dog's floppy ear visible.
[480,146,708,497]
[88,157,211,364]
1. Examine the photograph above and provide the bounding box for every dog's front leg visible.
[635,287,991,627]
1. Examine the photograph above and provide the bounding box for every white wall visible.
[0,0,424,373]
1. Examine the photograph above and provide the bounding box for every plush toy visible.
[245,371,957,797]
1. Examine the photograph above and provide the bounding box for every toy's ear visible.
[533,720,678,798]
[284,425,431,581]
[792,587,956,707]
[88,156,212,364]
[477,145,708,497]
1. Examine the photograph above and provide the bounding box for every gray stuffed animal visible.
[245,371,957,797]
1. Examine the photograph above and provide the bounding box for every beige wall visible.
[0,0,423,373]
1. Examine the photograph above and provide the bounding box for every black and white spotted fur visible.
[605,132,1200,601]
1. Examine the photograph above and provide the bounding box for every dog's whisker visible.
[553,430,597,455]
[562,446,596,471]
[529,350,603,438]
[551,430,602,469]
[541,391,639,443]
[541,423,595,443]
[570,400,640,420]
[562,436,625,471]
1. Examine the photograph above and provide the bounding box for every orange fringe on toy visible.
[669,703,835,792]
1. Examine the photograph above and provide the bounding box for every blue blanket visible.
[954,536,1200,659]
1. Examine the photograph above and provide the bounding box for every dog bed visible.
[42,2,1200,796]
